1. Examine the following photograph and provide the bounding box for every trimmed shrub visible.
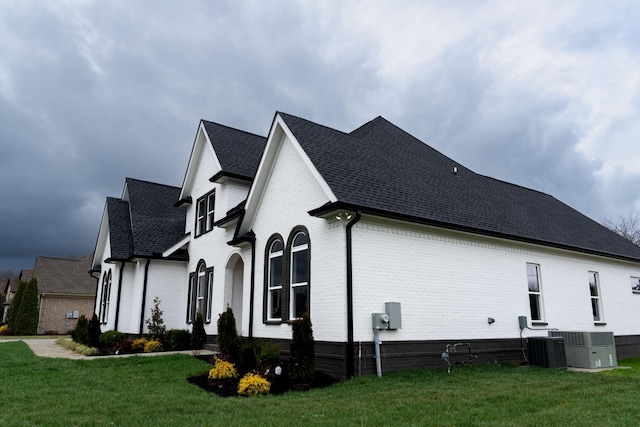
[289,313,315,389]
[143,339,163,353]
[236,338,259,376]
[87,314,102,348]
[0,324,11,335]
[190,312,206,350]
[238,373,270,396]
[13,278,39,335]
[99,330,126,348]
[165,329,191,350]
[145,297,166,339]
[208,358,238,380]
[71,315,90,345]
[131,337,148,352]
[257,340,282,371]
[217,307,239,360]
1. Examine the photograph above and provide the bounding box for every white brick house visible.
[92,112,640,379]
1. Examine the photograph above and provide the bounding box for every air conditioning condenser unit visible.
[548,331,617,369]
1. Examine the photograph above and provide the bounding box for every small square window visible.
[632,277,640,293]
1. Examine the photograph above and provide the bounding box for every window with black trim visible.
[266,238,284,321]
[526,263,544,322]
[632,277,640,293]
[195,190,215,237]
[263,227,310,324]
[187,260,214,323]
[589,271,603,322]
[289,230,309,319]
[99,270,112,324]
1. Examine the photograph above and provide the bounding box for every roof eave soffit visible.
[179,121,223,201]
[238,114,337,236]
[91,204,110,270]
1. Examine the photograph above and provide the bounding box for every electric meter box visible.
[372,313,390,330]
[385,302,402,330]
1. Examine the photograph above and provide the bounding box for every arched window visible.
[187,260,214,324]
[290,231,309,318]
[266,237,284,321]
[100,270,112,324]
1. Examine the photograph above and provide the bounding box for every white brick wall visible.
[350,217,640,342]
[251,134,347,342]
[182,139,253,335]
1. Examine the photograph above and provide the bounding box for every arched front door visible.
[225,254,244,334]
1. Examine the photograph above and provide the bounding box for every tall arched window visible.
[290,231,309,318]
[266,237,284,321]
[187,260,214,324]
[100,270,112,324]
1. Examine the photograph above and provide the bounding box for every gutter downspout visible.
[248,235,256,339]
[89,271,100,316]
[114,261,125,331]
[138,258,151,335]
[345,210,362,379]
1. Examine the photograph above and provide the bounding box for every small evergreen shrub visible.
[237,373,270,396]
[165,329,191,350]
[144,339,163,353]
[190,312,206,350]
[237,338,259,376]
[87,314,102,348]
[131,337,148,351]
[289,313,315,389]
[257,340,282,371]
[0,324,11,335]
[217,307,239,360]
[99,330,126,348]
[208,359,238,380]
[71,315,90,345]
[145,297,166,339]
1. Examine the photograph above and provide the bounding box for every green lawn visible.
[1,341,640,426]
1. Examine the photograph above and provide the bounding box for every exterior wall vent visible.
[548,331,617,368]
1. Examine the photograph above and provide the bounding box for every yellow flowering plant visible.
[237,373,270,396]
[144,339,163,353]
[208,358,238,380]
[131,337,148,351]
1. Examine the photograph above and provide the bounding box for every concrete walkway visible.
[1,338,214,360]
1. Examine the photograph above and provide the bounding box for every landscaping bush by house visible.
[237,373,270,396]
[71,315,90,345]
[164,329,191,350]
[289,313,315,390]
[13,278,39,335]
[144,339,163,353]
[190,313,206,349]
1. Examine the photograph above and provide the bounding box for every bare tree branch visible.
[602,212,640,247]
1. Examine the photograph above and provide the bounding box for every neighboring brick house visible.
[2,269,32,323]
[93,112,640,379]
[32,255,95,334]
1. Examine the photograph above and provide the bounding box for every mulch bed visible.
[187,365,338,398]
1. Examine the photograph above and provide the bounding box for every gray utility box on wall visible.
[385,302,401,330]
[528,336,567,369]
[548,331,617,369]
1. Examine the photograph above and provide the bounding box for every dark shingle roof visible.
[33,255,95,295]
[279,112,640,262]
[106,197,134,260]
[125,178,186,258]
[201,121,267,180]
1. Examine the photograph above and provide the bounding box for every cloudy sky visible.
[1,1,640,273]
